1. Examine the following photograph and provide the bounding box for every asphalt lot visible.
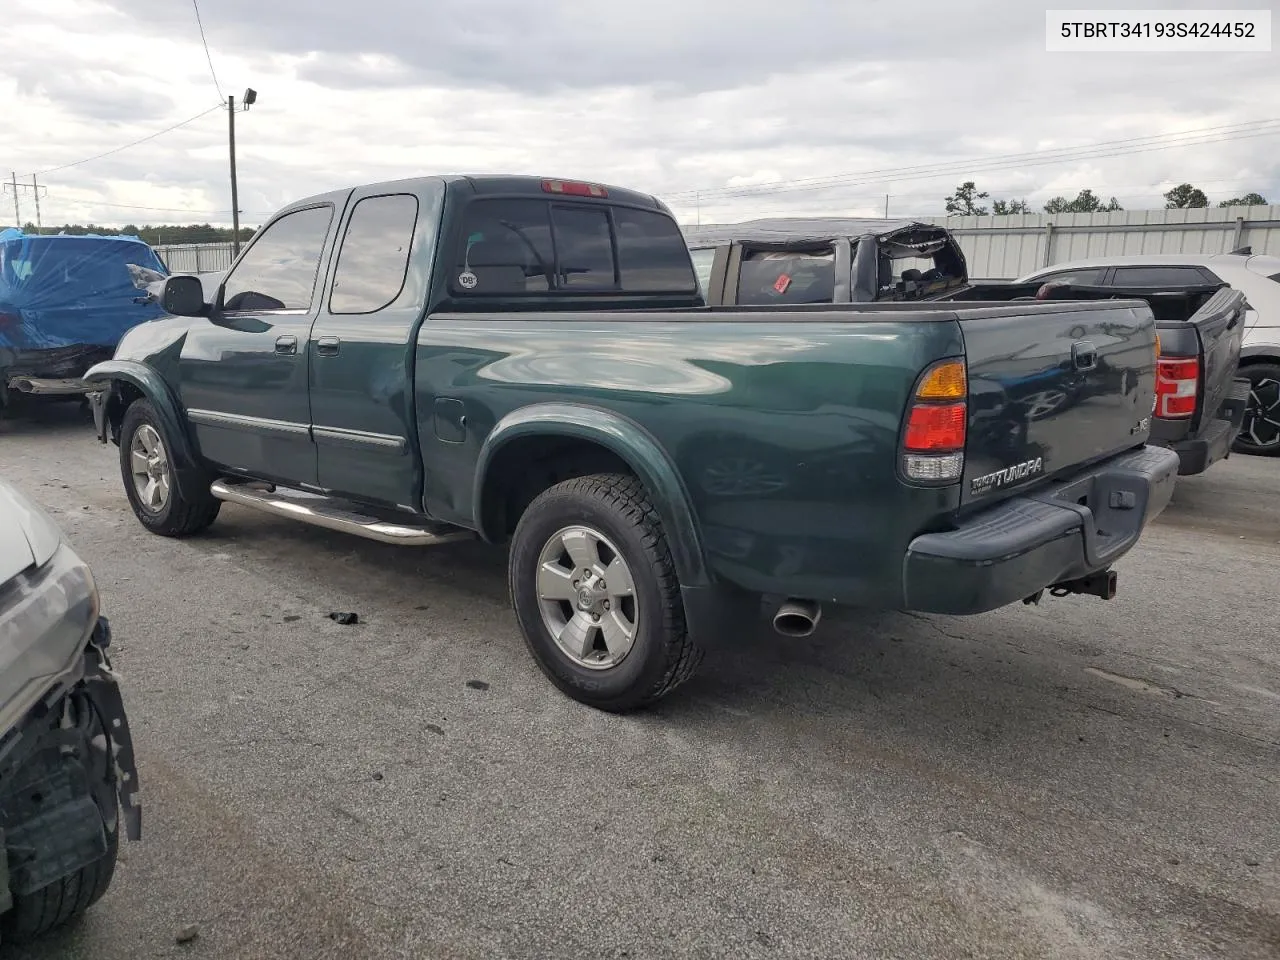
[1,405,1278,960]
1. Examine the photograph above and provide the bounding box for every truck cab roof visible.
[277,175,668,219]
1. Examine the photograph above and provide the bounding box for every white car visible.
[1017,252,1280,456]
[0,479,141,943]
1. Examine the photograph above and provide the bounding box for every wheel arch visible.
[84,360,199,470]
[473,403,710,589]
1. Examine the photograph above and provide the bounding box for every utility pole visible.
[227,88,258,256]
[228,93,240,255]
[8,172,19,229]
[31,175,42,234]
[884,194,890,218]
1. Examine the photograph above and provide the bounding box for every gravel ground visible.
[1,406,1278,960]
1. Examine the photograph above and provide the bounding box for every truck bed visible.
[415,297,1157,605]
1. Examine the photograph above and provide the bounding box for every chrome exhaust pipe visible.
[772,599,822,638]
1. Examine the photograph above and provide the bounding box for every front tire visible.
[0,693,120,944]
[1233,363,1280,457]
[509,473,702,712]
[119,399,221,536]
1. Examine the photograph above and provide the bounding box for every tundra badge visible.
[971,457,1044,495]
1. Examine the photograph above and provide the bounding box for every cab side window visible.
[1110,266,1211,288]
[222,205,334,312]
[1040,268,1105,286]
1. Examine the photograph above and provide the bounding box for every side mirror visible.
[161,275,207,316]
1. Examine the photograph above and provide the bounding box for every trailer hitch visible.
[1023,569,1118,606]
[1049,569,1118,601]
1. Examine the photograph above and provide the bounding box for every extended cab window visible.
[1110,266,1209,287]
[451,199,696,296]
[222,205,333,311]
[329,194,419,314]
[737,248,834,305]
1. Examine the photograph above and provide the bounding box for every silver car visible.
[1018,252,1280,456]
[0,479,140,943]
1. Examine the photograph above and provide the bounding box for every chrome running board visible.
[210,480,473,547]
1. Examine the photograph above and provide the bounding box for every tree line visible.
[944,181,1270,216]
[3,223,256,246]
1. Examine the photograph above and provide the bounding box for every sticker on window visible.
[458,270,478,289]
[773,273,792,294]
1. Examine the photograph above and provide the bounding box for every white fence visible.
[153,242,236,274]
[153,206,1280,281]
[914,206,1278,279]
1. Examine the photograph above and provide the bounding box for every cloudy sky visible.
[1,0,1277,230]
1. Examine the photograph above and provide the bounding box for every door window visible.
[222,205,334,311]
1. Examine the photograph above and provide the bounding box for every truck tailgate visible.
[1178,286,1245,430]
[958,301,1157,507]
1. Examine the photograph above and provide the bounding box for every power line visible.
[26,105,224,177]
[191,0,224,103]
[664,119,1280,202]
[669,174,1278,213]
[664,118,1280,199]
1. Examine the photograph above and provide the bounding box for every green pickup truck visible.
[85,176,1178,711]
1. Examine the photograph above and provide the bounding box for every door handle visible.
[316,336,341,356]
[275,335,297,355]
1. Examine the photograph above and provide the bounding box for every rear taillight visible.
[902,359,967,482]
[1156,355,1199,418]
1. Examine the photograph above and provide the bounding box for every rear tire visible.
[508,473,702,712]
[1232,362,1280,457]
[119,399,221,535]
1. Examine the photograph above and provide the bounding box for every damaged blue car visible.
[0,229,167,414]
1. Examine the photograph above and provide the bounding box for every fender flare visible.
[473,403,710,588]
[83,360,199,470]
[1238,345,1280,364]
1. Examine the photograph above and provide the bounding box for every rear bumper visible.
[1149,377,1249,476]
[903,445,1179,615]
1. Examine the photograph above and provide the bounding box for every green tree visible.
[1044,189,1123,214]
[18,222,255,245]
[992,199,1030,215]
[945,181,989,216]
[1218,192,1268,207]
[1164,183,1209,208]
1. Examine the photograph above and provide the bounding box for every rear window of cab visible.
[449,199,698,296]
